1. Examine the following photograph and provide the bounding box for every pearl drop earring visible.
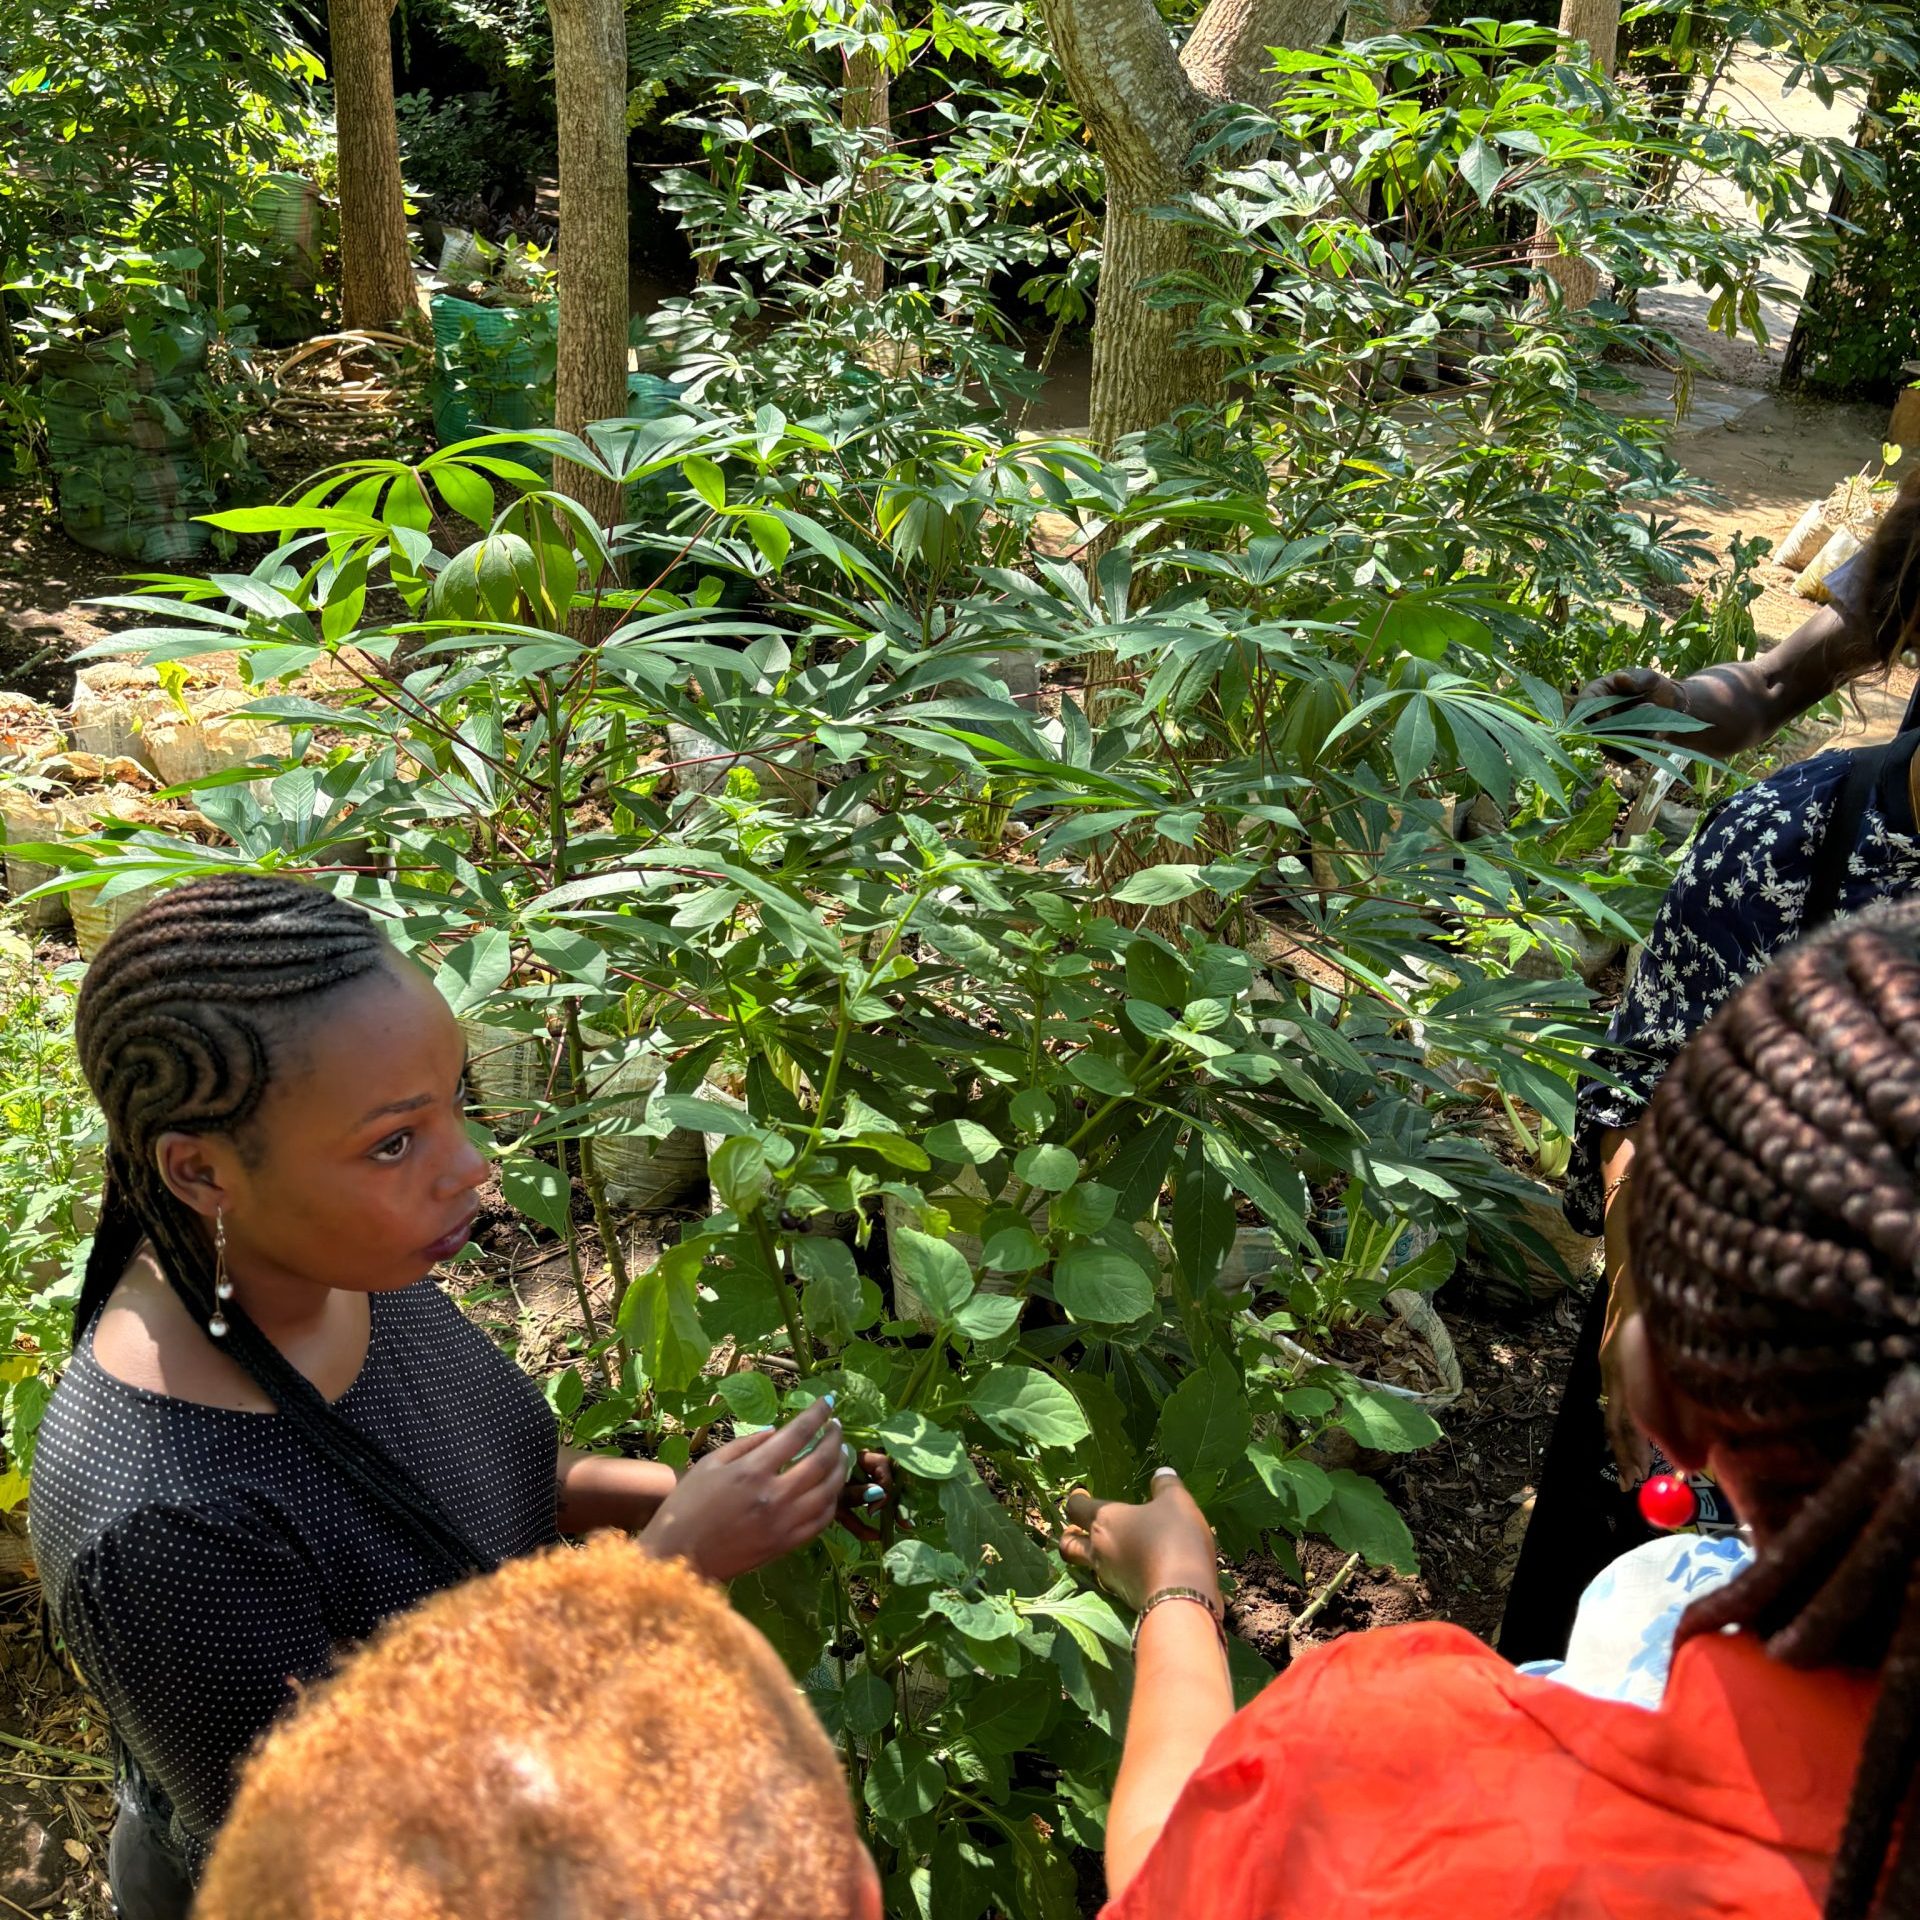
[209,1212,234,1339]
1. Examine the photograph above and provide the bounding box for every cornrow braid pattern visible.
[72,876,491,1582]
[1635,907,1920,1919]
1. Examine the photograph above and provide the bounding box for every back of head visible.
[1632,900,1920,1918]
[194,1535,868,1920]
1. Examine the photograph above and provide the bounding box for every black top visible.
[29,1280,559,1870]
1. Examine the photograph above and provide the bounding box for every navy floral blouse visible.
[1565,747,1920,1235]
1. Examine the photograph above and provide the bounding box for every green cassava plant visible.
[13,393,1637,1906]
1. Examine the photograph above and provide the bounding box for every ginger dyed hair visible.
[194,1535,867,1920]
[1633,901,1920,1918]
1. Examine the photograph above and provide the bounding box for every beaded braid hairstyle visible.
[72,875,491,1582]
[1632,899,1920,1919]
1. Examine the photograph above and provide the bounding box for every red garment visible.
[1102,1621,1876,1920]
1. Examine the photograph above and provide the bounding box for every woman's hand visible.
[1580,665,1690,727]
[1059,1469,1221,1612]
[640,1396,851,1581]
[837,1449,895,1542]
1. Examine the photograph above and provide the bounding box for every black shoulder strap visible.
[1805,742,1897,932]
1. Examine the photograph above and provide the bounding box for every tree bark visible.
[1534,0,1621,311]
[548,0,631,530]
[1341,0,1429,38]
[839,44,891,302]
[330,0,418,332]
[1043,0,1345,447]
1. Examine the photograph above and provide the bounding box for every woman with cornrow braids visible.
[1058,904,1920,1919]
[27,877,888,1920]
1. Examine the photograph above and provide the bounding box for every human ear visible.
[1617,1310,1710,1473]
[153,1131,243,1223]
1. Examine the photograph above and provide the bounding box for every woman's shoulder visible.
[28,1332,301,1597]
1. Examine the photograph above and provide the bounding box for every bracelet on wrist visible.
[1132,1584,1229,1653]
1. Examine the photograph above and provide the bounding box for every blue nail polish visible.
[823,1391,837,1411]
[863,1486,886,1505]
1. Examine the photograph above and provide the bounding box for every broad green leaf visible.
[1110,863,1206,906]
[682,455,727,510]
[1123,937,1188,1008]
[1009,1818,1079,1920]
[885,1539,969,1587]
[953,1291,1023,1342]
[892,1226,975,1320]
[1014,1143,1078,1191]
[1458,134,1506,207]
[709,1136,771,1213]
[714,1368,780,1428]
[1054,1246,1154,1324]
[433,461,496,530]
[617,1255,711,1393]
[982,1225,1048,1273]
[1172,1136,1236,1297]
[1336,1386,1444,1454]
[1247,1445,1333,1522]
[961,1668,1055,1753]
[843,1130,933,1170]
[1051,1182,1117,1235]
[1156,1349,1251,1491]
[969,1367,1091,1450]
[841,1667,895,1738]
[930,1590,1023,1641]
[1068,1051,1134,1097]
[502,1156,570,1236]
[1321,1468,1419,1573]
[877,1410,969,1480]
[865,1740,945,1824]
[436,928,512,1017]
[1067,1373,1139,1498]
[926,1118,1002,1164]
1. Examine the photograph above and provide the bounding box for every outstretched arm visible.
[1582,604,1867,762]
[1061,1470,1234,1902]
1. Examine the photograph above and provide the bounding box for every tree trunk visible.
[1534,0,1621,311]
[548,0,631,530]
[330,0,417,332]
[839,44,891,302]
[1043,0,1345,448]
[1342,0,1429,37]
[1089,186,1227,449]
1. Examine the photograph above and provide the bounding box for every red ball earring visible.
[1637,1472,1699,1531]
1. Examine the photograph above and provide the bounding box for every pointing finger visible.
[1063,1487,1104,1531]
[760,1394,838,1470]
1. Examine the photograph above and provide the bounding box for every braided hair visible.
[73,875,492,1581]
[1845,465,1920,679]
[1633,899,1920,1918]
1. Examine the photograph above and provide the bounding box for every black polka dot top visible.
[28,1279,559,1873]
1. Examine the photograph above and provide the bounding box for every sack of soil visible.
[70,664,291,781]
[0,694,67,768]
[38,327,218,566]
[1,758,155,927]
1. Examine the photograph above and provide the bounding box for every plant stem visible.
[553,1133,614,1389]
[563,1002,633,1348]
[751,1209,814,1377]
[1289,1550,1361,1644]
[0,1729,108,1770]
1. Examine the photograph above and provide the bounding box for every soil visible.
[1235,1282,1585,1663]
